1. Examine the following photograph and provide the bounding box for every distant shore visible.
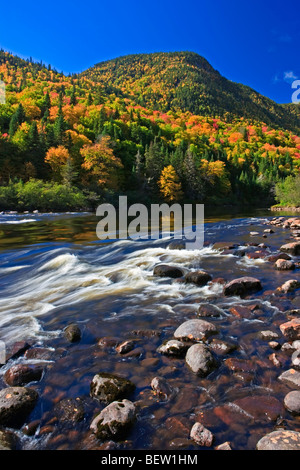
[271,206,300,212]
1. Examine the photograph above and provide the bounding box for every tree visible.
[159,165,183,202]
[80,135,123,189]
[45,145,70,180]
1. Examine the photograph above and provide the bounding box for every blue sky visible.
[0,0,299,104]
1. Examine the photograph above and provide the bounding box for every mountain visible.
[81,51,300,132]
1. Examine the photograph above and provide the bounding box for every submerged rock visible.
[64,324,82,343]
[257,430,300,450]
[153,264,184,279]
[90,399,136,440]
[185,344,218,377]
[197,303,223,318]
[54,397,85,423]
[150,376,174,400]
[223,277,262,297]
[0,387,39,428]
[90,372,135,404]
[174,319,218,342]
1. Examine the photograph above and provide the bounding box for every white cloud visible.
[284,71,299,83]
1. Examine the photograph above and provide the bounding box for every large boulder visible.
[174,319,218,342]
[0,387,39,428]
[223,277,262,297]
[90,373,135,404]
[90,399,136,440]
[280,242,300,256]
[153,264,184,279]
[185,344,218,377]
[257,430,300,450]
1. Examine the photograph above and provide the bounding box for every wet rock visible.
[54,397,85,423]
[184,270,212,286]
[292,340,300,350]
[4,364,44,387]
[224,358,254,373]
[268,341,281,350]
[258,330,280,341]
[278,369,300,388]
[90,372,135,404]
[233,395,283,422]
[215,441,232,450]
[90,399,136,440]
[7,341,31,361]
[278,280,300,294]
[190,422,214,447]
[208,338,238,355]
[165,416,190,439]
[280,241,300,256]
[97,337,119,349]
[167,240,186,250]
[292,349,300,370]
[223,277,262,297]
[284,391,300,414]
[174,319,218,342]
[64,324,82,343]
[275,259,295,271]
[256,430,300,450]
[197,303,223,318]
[0,387,39,428]
[116,340,135,355]
[24,347,54,360]
[157,340,188,357]
[246,250,268,260]
[22,420,40,436]
[130,329,161,338]
[280,319,300,341]
[264,229,274,234]
[185,344,218,377]
[0,428,19,450]
[153,264,184,279]
[266,253,292,263]
[229,305,253,319]
[213,242,239,250]
[150,376,174,400]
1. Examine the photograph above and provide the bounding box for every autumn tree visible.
[45,145,70,180]
[159,165,183,202]
[80,135,123,189]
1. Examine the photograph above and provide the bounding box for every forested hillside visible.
[0,49,299,210]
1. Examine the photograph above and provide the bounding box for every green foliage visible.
[275,175,300,207]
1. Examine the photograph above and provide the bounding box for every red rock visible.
[229,305,253,319]
[233,396,283,422]
[280,319,300,341]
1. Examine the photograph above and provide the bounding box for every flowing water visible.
[0,208,299,450]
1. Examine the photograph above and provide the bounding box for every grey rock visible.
[284,391,300,414]
[278,369,300,388]
[90,372,135,404]
[90,399,136,440]
[0,387,39,428]
[190,422,214,447]
[185,344,218,377]
[157,340,188,357]
[174,319,218,342]
[64,324,82,343]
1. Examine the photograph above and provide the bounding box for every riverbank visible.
[271,205,300,213]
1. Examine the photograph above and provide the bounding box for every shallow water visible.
[0,208,299,450]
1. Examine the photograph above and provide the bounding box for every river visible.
[0,207,299,450]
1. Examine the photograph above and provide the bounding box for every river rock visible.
[0,429,19,450]
[208,338,238,355]
[174,319,218,342]
[215,441,232,450]
[223,277,262,297]
[280,319,300,341]
[284,391,300,414]
[150,376,174,400]
[4,364,44,387]
[64,324,82,343]
[54,397,85,423]
[292,349,300,370]
[275,259,295,271]
[24,347,54,360]
[278,369,300,388]
[197,303,223,318]
[157,340,188,357]
[90,372,135,404]
[184,270,212,286]
[7,341,31,361]
[190,422,214,447]
[256,430,300,450]
[278,280,300,294]
[185,344,218,377]
[153,264,184,278]
[0,387,39,427]
[167,240,186,250]
[233,395,283,422]
[90,399,136,440]
[266,253,292,263]
[115,340,136,354]
[280,241,300,256]
[258,330,280,341]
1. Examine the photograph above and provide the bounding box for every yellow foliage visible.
[159,165,183,202]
